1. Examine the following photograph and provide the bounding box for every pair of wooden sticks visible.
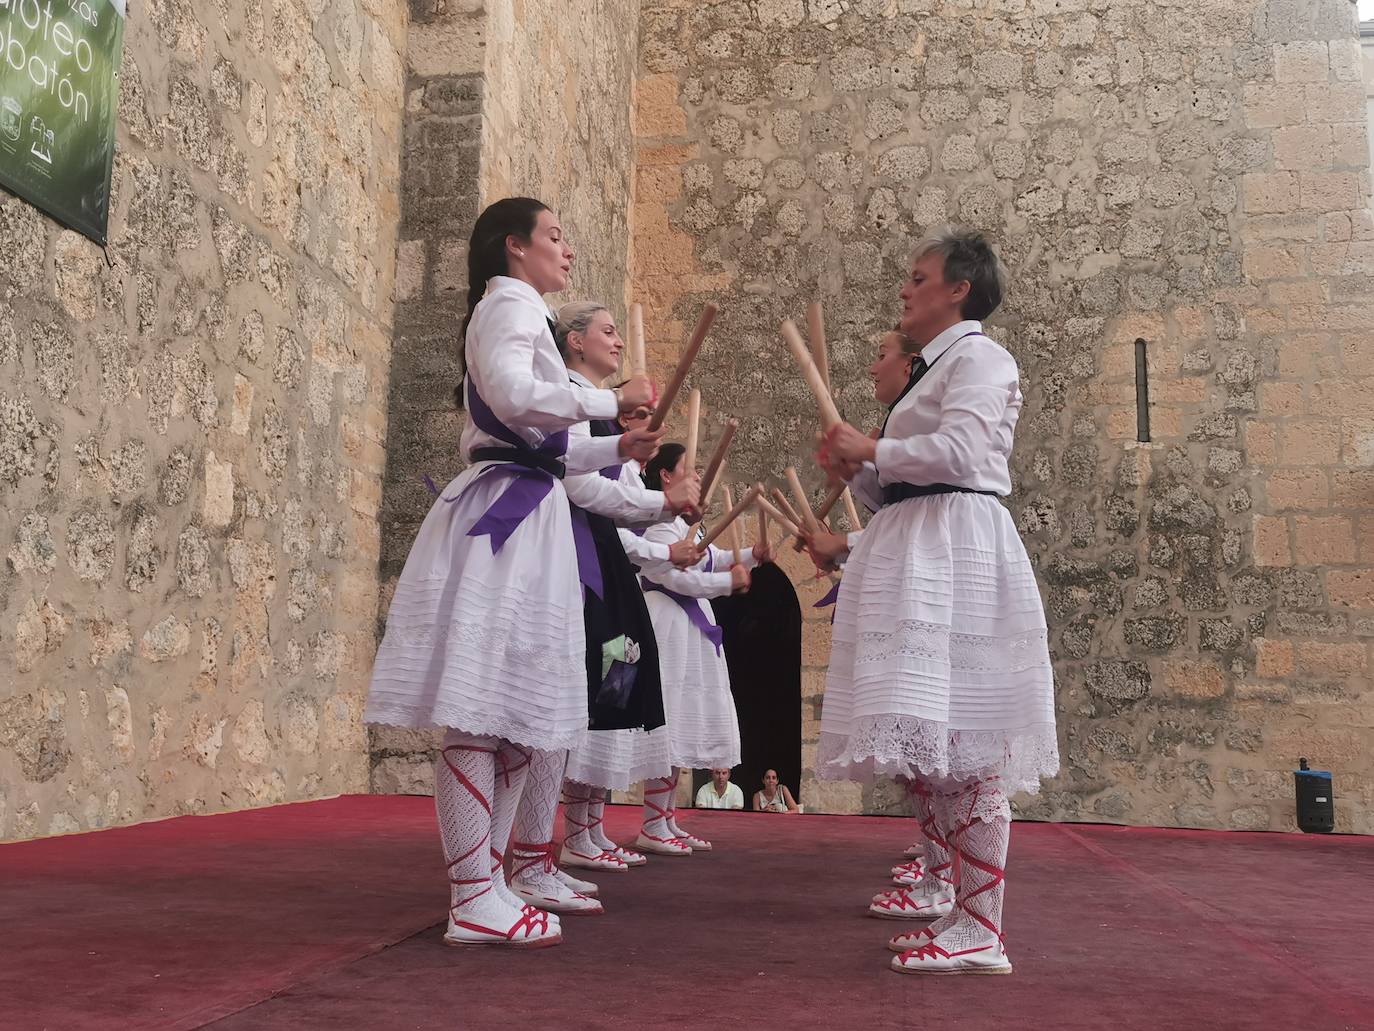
[625,302,718,435]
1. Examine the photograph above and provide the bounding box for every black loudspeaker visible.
[1294,758,1334,834]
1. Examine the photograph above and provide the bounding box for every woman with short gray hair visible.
[811,228,1058,976]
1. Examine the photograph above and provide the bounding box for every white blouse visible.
[563,371,671,525]
[637,517,758,598]
[849,319,1021,511]
[461,276,620,475]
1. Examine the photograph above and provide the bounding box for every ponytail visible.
[643,443,687,491]
[454,197,551,407]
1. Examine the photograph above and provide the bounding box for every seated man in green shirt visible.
[694,767,744,810]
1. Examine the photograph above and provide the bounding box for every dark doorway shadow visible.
[694,562,803,810]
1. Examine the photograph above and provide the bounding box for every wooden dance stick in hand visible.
[769,487,805,533]
[784,466,821,537]
[756,495,801,539]
[842,488,863,532]
[681,476,721,543]
[793,481,845,552]
[698,418,738,502]
[756,497,768,550]
[647,304,718,432]
[684,389,701,469]
[807,301,829,392]
[628,303,647,376]
[699,484,763,550]
[722,485,743,564]
[781,319,842,430]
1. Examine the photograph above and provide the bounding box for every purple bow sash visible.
[814,580,840,609]
[641,578,724,654]
[441,381,568,554]
[814,577,840,625]
[568,506,603,600]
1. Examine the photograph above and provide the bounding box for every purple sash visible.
[814,577,840,625]
[814,580,840,609]
[454,382,568,553]
[641,577,724,654]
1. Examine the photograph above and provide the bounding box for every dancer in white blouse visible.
[812,228,1058,975]
[365,199,660,949]
[505,302,702,914]
[635,447,772,855]
[552,303,702,879]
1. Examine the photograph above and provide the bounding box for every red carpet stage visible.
[3,796,1371,1031]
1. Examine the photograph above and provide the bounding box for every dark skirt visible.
[581,509,666,732]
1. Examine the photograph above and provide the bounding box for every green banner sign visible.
[0,0,125,245]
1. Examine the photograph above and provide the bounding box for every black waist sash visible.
[468,446,566,479]
[881,482,1000,506]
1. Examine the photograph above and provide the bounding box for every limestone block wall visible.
[632,0,1374,831]
[369,0,641,793]
[0,1,407,841]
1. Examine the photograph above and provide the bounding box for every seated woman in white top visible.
[753,769,799,813]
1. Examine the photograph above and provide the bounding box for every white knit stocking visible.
[488,738,534,908]
[436,731,533,936]
[640,772,676,842]
[562,779,599,856]
[587,793,617,851]
[510,748,567,893]
[932,778,1010,952]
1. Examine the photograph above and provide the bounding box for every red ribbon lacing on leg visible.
[952,780,1006,946]
[563,786,624,864]
[912,781,954,888]
[639,777,682,845]
[494,742,533,787]
[442,744,495,913]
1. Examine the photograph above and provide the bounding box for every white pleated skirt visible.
[364,464,588,752]
[816,493,1059,796]
[564,727,672,792]
[644,593,741,770]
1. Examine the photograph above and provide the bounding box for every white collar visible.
[568,368,597,388]
[487,275,549,310]
[920,320,983,364]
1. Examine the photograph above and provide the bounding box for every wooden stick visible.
[627,303,646,376]
[756,498,768,550]
[698,418,738,501]
[814,482,845,523]
[842,488,863,532]
[781,319,842,430]
[769,487,805,532]
[699,485,762,550]
[681,477,720,543]
[807,301,829,393]
[647,303,718,432]
[785,466,820,536]
[756,495,800,538]
[683,389,701,470]
[722,484,743,564]
[792,481,844,551]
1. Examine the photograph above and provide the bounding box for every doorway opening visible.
[693,562,803,810]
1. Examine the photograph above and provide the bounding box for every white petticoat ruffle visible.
[816,493,1059,796]
[364,464,590,753]
[564,726,673,792]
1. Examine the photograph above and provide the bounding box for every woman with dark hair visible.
[633,446,772,856]
[364,199,658,949]
[812,228,1058,976]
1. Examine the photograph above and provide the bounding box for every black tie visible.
[880,356,930,437]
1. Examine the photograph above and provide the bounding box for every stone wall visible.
[0,0,407,841]
[369,0,641,793]
[632,0,1374,832]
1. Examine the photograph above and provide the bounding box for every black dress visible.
[575,418,667,733]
